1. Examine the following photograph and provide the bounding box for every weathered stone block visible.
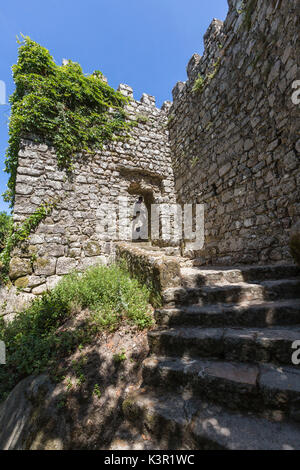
[32,283,48,295]
[56,257,78,275]
[46,275,62,291]
[33,257,57,276]
[9,258,32,280]
[0,285,34,319]
[14,276,29,289]
[27,276,46,288]
[77,256,108,272]
[84,241,101,256]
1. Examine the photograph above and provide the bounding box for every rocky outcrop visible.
[0,325,150,450]
[0,375,66,450]
[0,285,34,321]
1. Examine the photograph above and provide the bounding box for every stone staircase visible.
[123,263,300,450]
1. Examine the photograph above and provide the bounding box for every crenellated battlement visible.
[117,83,171,113]
[171,16,225,103]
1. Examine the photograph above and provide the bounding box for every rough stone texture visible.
[0,285,34,320]
[115,242,182,306]
[121,252,300,449]
[11,90,176,293]
[290,221,300,265]
[122,389,300,450]
[9,257,32,280]
[169,0,300,265]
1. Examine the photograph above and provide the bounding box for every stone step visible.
[148,326,300,365]
[155,299,300,328]
[162,279,300,306]
[122,389,300,450]
[183,264,300,286]
[142,356,300,419]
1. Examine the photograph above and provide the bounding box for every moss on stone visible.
[85,242,101,256]
[35,257,50,268]
[15,276,29,289]
[9,257,32,280]
[122,398,141,422]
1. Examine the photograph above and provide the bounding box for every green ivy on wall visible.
[0,202,54,282]
[4,36,133,206]
[0,212,12,253]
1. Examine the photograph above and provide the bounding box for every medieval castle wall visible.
[169,0,299,265]
[9,87,176,295]
[3,0,300,306]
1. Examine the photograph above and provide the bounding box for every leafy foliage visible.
[0,212,12,253]
[93,384,102,398]
[4,36,132,206]
[192,74,205,94]
[0,263,152,401]
[0,202,53,283]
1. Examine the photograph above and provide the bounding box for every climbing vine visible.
[238,0,258,31]
[4,36,133,206]
[0,202,54,282]
[0,212,12,252]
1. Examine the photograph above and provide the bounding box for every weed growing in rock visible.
[192,74,205,94]
[93,384,102,398]
[113,349,127,363]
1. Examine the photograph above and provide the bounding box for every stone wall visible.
[9,86,176,295]
[5,0,300,306]
[115,242,182,307]
[169,0,300,265]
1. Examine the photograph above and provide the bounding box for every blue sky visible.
[0,0,228,213]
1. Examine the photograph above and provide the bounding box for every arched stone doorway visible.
[128,183,155,243]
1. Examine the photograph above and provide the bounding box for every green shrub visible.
[192,58,222,96]
[0,263,152,401]
[93,383,102,398]
[4,36,133,206]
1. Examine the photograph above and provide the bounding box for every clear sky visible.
[0,0,229,213]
